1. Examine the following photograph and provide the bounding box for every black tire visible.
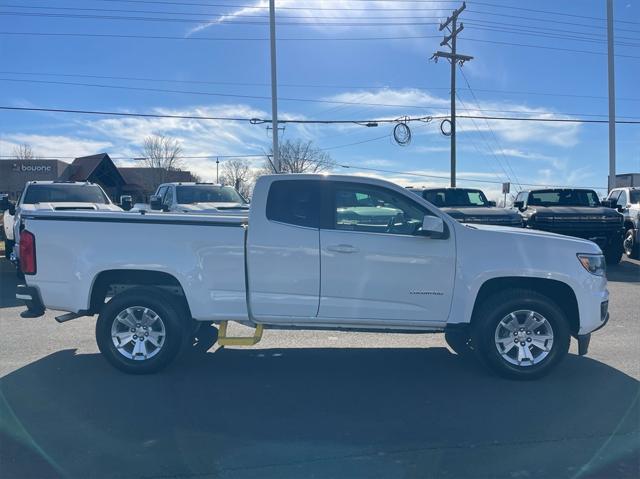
[624,228,640,259]
[604,240,623,265]
[95,287,187,374]
[444,329,475,358]
[471,289,570,380]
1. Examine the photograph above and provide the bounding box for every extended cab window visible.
[266,180,320,228]
[333,184,426,235]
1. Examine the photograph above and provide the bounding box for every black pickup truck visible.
[514,188,625,264]
[409,187,523,227]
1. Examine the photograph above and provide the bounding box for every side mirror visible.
[119,195,133,211]
[513,200,525,210]
[420,215,445,237]
[487,200,497,207]
[149,195,162,211]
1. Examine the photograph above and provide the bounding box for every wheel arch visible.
[470,277,580,336]
[89,269,191,318]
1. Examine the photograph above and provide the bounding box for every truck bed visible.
[22,210,249,320]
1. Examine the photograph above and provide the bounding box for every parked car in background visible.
[513,188,624,264]
[18,174,609,380]
[2,181,120,262]
[605,186,640,259]
[150,182,249,215]
[408,187,523,227]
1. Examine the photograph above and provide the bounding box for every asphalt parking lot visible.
[0,258,638,479]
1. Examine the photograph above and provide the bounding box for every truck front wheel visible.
[472,290,570,380]
[96,287,186,374]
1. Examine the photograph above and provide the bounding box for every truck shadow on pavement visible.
[1,346,638,479]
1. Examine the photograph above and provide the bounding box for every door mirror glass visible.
[513,200,525,210]
[487,200,497,207]
[149,195,163,211]
[421,215,444,236]
[119,195,133,211]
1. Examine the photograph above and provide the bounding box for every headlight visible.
[577,253,606,276]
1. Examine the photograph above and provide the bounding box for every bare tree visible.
[13,143,35,160]
[220,158,254,198]
[141,135,184,186]
[263,139,335,174]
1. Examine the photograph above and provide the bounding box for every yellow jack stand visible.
[217,321,264,346]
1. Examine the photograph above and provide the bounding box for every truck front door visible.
[247,179,321,319]
[318,182,456,324]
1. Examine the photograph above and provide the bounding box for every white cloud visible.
[186,0,449,36]
[0,134,112,160]
[322,88,583,147]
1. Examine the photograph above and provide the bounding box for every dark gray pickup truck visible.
[409,187,523,227]
[514,188,625,264]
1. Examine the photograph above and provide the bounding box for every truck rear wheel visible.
[96,287,186,374]
[472,289,570,380]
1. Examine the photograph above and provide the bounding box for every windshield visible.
[630,190,640,204]
[528,189,600,207]
[423,189,490,207]
[176,185,245,204]
[22,184,109,204]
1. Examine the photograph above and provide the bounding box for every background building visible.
[0,159,70,200]
[0,153,199,202]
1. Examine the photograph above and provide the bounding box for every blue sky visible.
[1,0,639,199]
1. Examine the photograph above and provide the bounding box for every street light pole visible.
[606,0,616,192]
[269,0,280,173]
[216,157,219,183]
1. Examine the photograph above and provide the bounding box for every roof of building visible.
[60,153,126,186]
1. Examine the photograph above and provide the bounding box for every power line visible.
[457,67,522,189]
[5,77,639,119]
[3,70,640,102]
[3,31,638,59]
[1,105,639,124]
[338,164,608,190]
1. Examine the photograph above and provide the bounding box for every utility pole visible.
[431,2,473,187]
[607,0,616,192]
[216,157,219,183]
[269,0,280,173]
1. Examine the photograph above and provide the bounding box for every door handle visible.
[327,244,359,254]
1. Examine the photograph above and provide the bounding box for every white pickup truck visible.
[2,181,121,262]
[149,182,249,214]
[17,174,610,379]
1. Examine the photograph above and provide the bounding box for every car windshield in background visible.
[630,190,640,204]
[22,185,108,204]
[176,185,244,204]
[528,189,600,207]
[424,189,490,207]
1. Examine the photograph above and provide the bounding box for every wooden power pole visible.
[432,2,473,187]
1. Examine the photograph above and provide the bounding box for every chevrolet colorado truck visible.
[17,175,610,379]
[605,187,639,259]
[2,181,120,262]
[409,187,523,227]
[149,182,249,214]
[513,188,624,264]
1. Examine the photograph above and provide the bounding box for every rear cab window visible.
[266,180,321,228]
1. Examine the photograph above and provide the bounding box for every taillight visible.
[20,230,36,275]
